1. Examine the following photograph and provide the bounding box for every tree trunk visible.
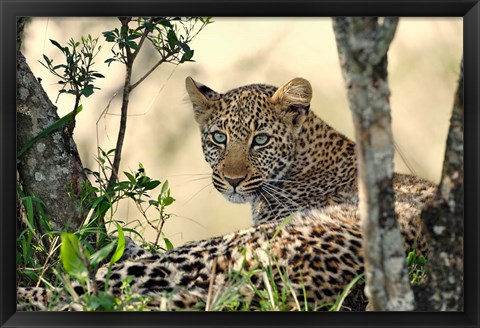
[414,59,464,311]
[333,17,415,311]
[16,50,89,231]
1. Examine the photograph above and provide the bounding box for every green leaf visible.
[144,180,161,191]
[112,181,131,192]
[153,18,173,28]
[124,172,136,184]
[126,40,138,50]
[178,42,194,62]
[42,54,52,66]
[17,105,84,159]
[160,180,169,196]
[52,64,67,70]
[104,58,116,66]
[166,29,178,50]
[50,39,65,53]
[164,237,174,251]
[180,49,194,63]
[417,255,426,266]
[127,33,142,41]
[143,21,154,31]
[162,196,175,207]
[60,233,89,282]
[89,240,116,267]
[406,251,415,266]
[87,293,116,310]
[20,197,34,261]
[82,85,94,97]
[102,31,114,39]
[177,42,191,53]
[110,224,125,264]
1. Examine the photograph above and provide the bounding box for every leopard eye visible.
[252,134,270,147]
[212,132,227,144]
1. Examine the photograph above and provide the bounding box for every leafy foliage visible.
[103,17,212,67]
[40,35,104,102]
[83,149,176,253]
[17,154,177,310]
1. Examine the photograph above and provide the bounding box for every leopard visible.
[17,77,436,311]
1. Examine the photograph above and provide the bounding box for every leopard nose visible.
[224,176,245,188]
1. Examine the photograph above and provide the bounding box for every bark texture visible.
[333,17,415,311]
[17,51,89,231]
[414,59,464,311]
[16,17,31,52]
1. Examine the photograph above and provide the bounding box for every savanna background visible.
[21,17,462,247]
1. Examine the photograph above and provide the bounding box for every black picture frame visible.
[1,1,478,327]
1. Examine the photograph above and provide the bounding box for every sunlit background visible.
[22,17,462,246]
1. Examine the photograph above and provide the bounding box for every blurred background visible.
[22,17,462,246]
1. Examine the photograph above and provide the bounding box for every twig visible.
[130,56,168,91]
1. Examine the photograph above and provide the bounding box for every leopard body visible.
[17,77,436,311]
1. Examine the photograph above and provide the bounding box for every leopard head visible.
[186,77,312,204]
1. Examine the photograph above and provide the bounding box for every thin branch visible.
[130,56,167,91]
[107,19,135,190]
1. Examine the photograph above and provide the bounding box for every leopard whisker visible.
[187,176,214,183]
[266,178,306,184]
[259,187,287,211]
[170,213,209,231]
[183,182,215,205]
[266,179,336,196]
[260,185,298,213]
[259,191,274,212]
[262,183,299,206]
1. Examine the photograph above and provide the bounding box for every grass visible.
[16,150,175,310]
[406,247,428,285]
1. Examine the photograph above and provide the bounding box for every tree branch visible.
[333,17,414,311]
[414,58,464,311]
[130,56,167,91]
[107,18,135,190]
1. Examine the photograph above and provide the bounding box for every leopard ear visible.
[185,77,220,125]
[271,78,312,129]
